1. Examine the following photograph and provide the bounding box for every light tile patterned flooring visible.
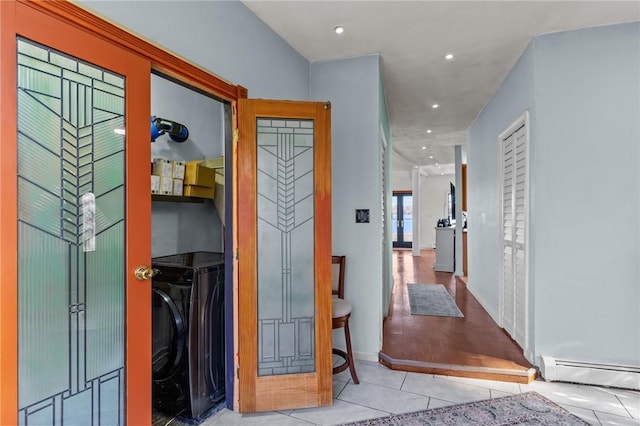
[200,359,640,426]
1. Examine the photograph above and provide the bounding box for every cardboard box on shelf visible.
[199,156,224,169]
[172,179,184,196]
[159,176,173,195]
[214,168,224,186]
[184,161,215,188]
[214,168,225,225]
[172,161,186,179]
[152,158,173,177]
[184,184,214,199]
[151,175,160,194]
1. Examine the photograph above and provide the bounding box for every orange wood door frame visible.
[2,1,152,424]
[0,0,245,423]
[31,0,242,103]
[0,2,19,423]
[237,99,332,412]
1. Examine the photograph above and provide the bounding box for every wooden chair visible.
[331,255,359,384]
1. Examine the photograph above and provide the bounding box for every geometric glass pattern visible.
[17,37,125,425]
[256,118,315,376]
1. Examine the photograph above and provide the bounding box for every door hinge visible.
[236,365,240,379]
[233,128,239,144]
[235,249,239,261]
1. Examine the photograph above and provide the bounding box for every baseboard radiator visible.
[540,356,640,390]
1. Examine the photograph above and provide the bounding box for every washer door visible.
[152,288,185,381]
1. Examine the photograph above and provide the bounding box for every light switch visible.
[355,209,370,223]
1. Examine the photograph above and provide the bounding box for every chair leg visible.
[343,320,359,384]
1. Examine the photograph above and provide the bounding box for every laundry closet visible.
[1,4,332,423]
[149,73,230,421]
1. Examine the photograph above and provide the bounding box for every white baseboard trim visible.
[466,283,501,327]
[540,356,640,390]
[354,351,379,362]
[465,283,534,365]
[525,350,535,365]
[434,263,454,272]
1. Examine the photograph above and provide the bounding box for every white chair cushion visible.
[332,298,352,319]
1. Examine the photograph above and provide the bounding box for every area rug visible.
[407,284,464,317]
[340,392,589,425]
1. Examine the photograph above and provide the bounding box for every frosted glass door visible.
[17,38,126,425]
[256,119,315,376]
[238,99,332,413]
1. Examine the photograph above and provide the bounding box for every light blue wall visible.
[310,55,384,358]
[77,0,311,258]
[77,1,309,100]
[468,21,640,368]
[466,42,537,328]
[81,0,388,357]
[533,22,639,365]
[150,74,224,257]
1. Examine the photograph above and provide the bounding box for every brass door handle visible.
[134,266,160,281]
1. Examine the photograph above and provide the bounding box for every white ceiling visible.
[242,1,639,172]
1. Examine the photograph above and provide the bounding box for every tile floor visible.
[199,360,640,426]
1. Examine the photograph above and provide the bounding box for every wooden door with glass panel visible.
[392,191,413,248]
[0,2,151,424]
[237,99,332,412]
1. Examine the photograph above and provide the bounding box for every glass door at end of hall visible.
[392,192,413,248]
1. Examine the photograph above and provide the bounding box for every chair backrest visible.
[332,255,346,299]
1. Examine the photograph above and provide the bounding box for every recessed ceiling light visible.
[334,26,344,35]
[441,172,444,175]
[426,129,432,134]
[445,53,454,60]
[421,146,426,150]
[429,155,434,159]
[432,104,439,109]
[435,162,439,165]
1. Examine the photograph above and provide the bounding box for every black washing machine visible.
[151,251,225,420]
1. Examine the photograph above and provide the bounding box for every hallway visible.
[379,249,535,383]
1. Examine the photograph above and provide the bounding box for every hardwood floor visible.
[379,249,536,383]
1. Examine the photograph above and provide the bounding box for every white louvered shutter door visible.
[501,132,516,337]
[513,126,527,348]
[381,137,390,314]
